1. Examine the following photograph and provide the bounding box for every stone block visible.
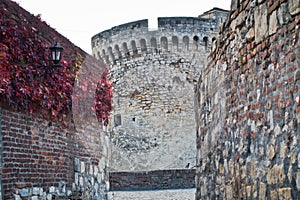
[250,162,257,179]
[246,186,252,198]
[269,10,278,35]
[49,186,55,193]
[278,4,288,26]
[13,194,21,200]
[80,161,85,173]
[274,124,281,137]
[289,0,300,15]
[20,188,29,197]
[267,164,286,184]
[278,188,292,199]
[298,153,300,168]
[226,185,233,199]
[74,158,80,172]
[32,187,40,195]
[89,164,94,175]
[97,172,103,184]
[47,194,52,200]
[31,196,38,200]
[79,176,84,187]
[259,182,266,200]
[280,141,288,158]
[75,173,79,185]
[94,165,99,176]
[270,190,278,199]
[254,2,269,44]
[246,28,255,40]
[297,171,300,190]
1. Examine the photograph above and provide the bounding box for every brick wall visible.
[109,169,195,191]
[196,0,300,199]
[0,108,108,200]
[0,0,109,199]
[0,108,3,200]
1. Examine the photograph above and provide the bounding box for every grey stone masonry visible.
[196,0,300,199]
[92,8,229,172]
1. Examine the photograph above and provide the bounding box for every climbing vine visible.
[0,5,112,124]
[94,68,113,126]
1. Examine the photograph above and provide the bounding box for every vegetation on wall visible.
[0,5,112,124]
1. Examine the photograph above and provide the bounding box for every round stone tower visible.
[92,9,228,172]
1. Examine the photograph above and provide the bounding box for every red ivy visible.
[94,68,113,126]
[0,6,112,124]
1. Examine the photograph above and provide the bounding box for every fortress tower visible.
[92,7,229,196]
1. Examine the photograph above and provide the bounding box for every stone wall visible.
[92,9,229,172]
[196,0,300,199]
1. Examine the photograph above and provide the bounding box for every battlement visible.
[91,16,223,65]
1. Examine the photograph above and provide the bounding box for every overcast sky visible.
[16,0,231,54]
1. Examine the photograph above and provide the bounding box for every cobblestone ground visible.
[107,188,196,200]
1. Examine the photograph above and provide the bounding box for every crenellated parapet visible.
[90,7,230,177]
[91,15,225,66]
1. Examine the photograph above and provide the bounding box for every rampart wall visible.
[92,9,229,199]
[195,0,300,199]
[92,13,228,172]
[0,1,109,199]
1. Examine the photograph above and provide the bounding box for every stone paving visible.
[107,188,196,200]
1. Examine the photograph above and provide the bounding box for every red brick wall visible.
[1,109,72,197]
[0,0,108,199]
[1,107,106,199]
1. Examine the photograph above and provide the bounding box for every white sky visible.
[16,0,231,54]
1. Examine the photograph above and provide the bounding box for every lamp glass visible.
[50,42,63,65]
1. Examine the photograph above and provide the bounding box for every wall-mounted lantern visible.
[49,42,64,66]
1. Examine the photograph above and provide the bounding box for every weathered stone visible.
[49,187,55,193]
[250,162,257,179]
[80,161,85,173]
[277,3,290,25]
[269,10,278,35]
[288,166,293,183]
[289,0,300,15]
[297,171,300,190]
[298,153,300,168]
[246,28,255,40]
[32,187,40,195]
[280,141,288,158]
[13,194,21,200]
[259,182,266,200]
[89,164,93,175]
[20,188,29,197]
[226,185,233,199]
[270,190,278,199]
[31,196,38,200]
[74,158,80,172]
[278,188,292,199]
[75,173,79,185]
[254,2,268,43]
[267,164,286,184]
[274,124,281,137]
[246,186,252,198]
[267,144,276,160]
[47,194,52,200]
[79,176,84,187]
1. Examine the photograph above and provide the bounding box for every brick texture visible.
[196,0,300,199]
